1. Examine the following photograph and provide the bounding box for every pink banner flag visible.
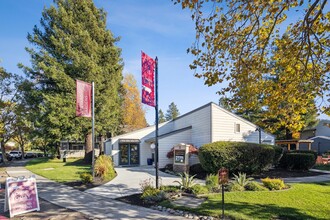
[76,80,92,117]
[141,51,155,107]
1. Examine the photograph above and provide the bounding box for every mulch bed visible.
[251,168,327,179]
[63,176,107,191]
[115,193,153,208]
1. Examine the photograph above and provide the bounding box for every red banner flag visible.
[141,51,155,107]
[76,80,92,117]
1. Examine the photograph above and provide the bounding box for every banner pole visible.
[92,81,95,178]
[155,57,159,189]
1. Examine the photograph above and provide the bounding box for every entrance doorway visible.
[119,143,140,166]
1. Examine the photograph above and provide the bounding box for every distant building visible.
[300,119,330,154]
[105,102,275,167]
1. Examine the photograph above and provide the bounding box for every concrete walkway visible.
[5,161,184,220]
[86,166,188,199]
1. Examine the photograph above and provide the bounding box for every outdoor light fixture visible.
[150,143,155,149]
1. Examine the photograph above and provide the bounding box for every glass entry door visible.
[119,143,139,166]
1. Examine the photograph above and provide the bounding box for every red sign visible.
[76,80,92,117]
[5,177,40,217]
[141,51,155,107]
[218,168,229,185]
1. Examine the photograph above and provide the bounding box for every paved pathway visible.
[5,161,184,220]
[86,166,190,199]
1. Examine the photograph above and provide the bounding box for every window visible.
[234,123,240,133]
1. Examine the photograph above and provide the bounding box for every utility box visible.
[173,144,189,173]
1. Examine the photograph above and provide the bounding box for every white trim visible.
[309,136,330,141]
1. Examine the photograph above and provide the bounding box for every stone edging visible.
[150,205,216,220]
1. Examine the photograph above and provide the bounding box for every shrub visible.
[228,183,245,192]
[205,174,219,192]
[94,155,116,181]
[261,177,285,190]
[80,172,93,184]
[173,172,196,192]
[280,152,315,171]
[199,141,275,174]
[191,184,209,195]
[232,172,254,187]
[140,178,165,203]
[245,181,268,191]
[291,150,318,160]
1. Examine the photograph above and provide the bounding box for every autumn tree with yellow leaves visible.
[175,0,329,137]
[122,74,147,132]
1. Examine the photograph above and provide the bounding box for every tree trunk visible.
[0,140,7,165]
[99,135,105,156]
[84,132,93,163]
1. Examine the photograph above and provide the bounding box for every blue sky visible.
[0,0,220,124]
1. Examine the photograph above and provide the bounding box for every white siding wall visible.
[158,129,192,168]
[172,105,212,147]
[212,104,274,144]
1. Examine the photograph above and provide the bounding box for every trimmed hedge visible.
[199,141,277,174]
[290,150,318,160]
[279,152,315,171]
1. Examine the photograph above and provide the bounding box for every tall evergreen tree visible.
[158,109,166,123]
[19,0,123,162]
[122,74,147,132]
[165,102,180,121]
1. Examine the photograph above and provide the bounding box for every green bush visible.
[232,172,254,187]
[80,172,93,184]
[291,150,318,160]
[245,181,268,191]
[228,183,245,192]
[205,174,219,192]
[261,177,285,190]
[199,141,275,174]
[174,172,196,192]
[280,152,315,171]
[141,187,165,203]
[140,178,166,203]
[191,184,209,195]
[94,155,116,181]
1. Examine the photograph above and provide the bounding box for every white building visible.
[105,102,275,167]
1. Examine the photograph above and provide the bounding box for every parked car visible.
[24,152,36,158]
[37,153,44,157]
[0,152,13,163]
[9,151,23,159]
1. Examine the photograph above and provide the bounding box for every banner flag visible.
[76,80,92,117]
[141,51,155,107]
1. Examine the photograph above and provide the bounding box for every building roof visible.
[309,136,330,141]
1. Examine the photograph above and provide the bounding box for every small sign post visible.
[5,176,40,218]
[218,168,229,220]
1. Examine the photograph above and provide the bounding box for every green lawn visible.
[26,157,91,182]
[165,182,330,220]
[314,164,330,171]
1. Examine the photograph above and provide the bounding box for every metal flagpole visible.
[92,82,95,178]
[155,57,159,189]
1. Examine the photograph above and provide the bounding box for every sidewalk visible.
[5,163,185,220]
[85,166,204,199]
